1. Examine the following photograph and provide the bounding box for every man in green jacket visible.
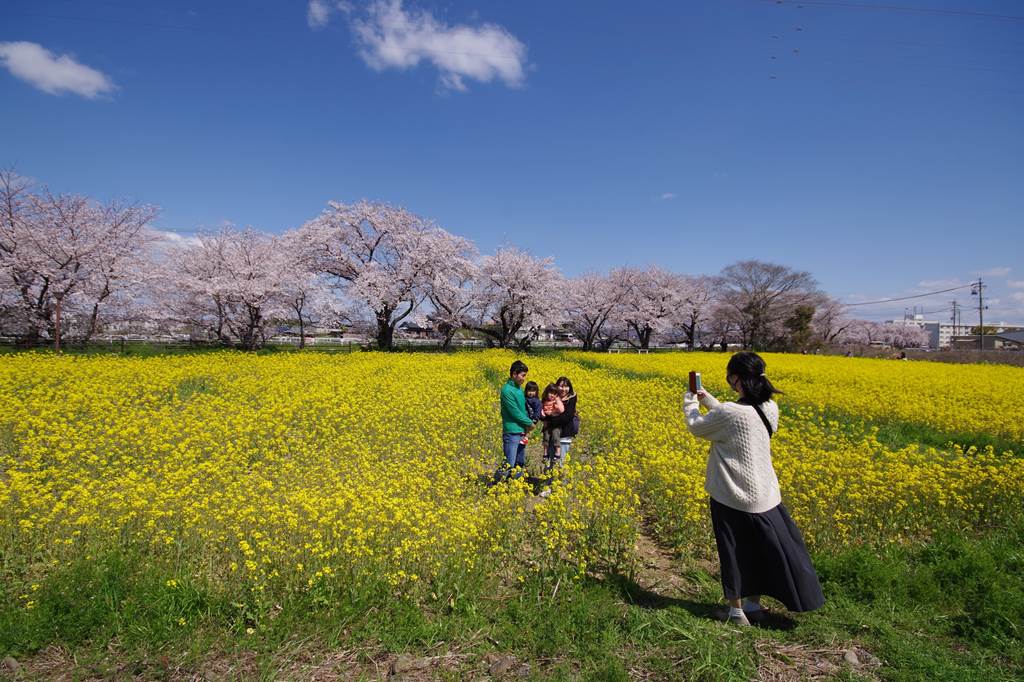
[499,359,534,478]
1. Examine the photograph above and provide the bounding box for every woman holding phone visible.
[683,352,824,625]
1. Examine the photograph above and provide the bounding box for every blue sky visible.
[2,0,1022,323]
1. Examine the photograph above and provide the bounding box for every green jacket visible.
[500,379,534,434]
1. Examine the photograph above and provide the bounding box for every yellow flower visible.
[0,349,1019,619]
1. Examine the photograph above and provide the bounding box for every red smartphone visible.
[688,371,702,393]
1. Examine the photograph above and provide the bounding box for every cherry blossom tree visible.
[884,322,929,349]
[813,297,855,346]
[564,272,624,351]
[0,170,37,340]
[841,320,927,350]
[149,231,226,342]
[276,230,349,348]
[470,247,562,350]
[677,275,714,349]
[0,171,157,348]
[705,302,743,351]
[155,225,289,349]
[295,200,467,350]
[421,232,478,349]
[843,319,880,346]
[612,266,690,350]
[76,200,159,340]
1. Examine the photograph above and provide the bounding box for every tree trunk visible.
[581,321,600,351]
[684,323,696,349]
[441,325,457,350]
[514,329,537,352]
[239,305,263,351]
[375,310,395,350]
[471,325,501,347]
[54,297,62,353]
[86,302,101,343]
[298,315,306,349]
[215,298,228,345]
[639,326,651,350]
[498,313,513,348]
[376,324,395,350]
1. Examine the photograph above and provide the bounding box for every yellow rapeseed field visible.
[1,350,1022,615]
[594,351,1023,444]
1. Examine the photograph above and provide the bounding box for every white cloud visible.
[349,0,527,91]
[0,41,115,98]
[307,1,352,29]
[660,192,677,200]
[977,266,1011,277]
[1013,292,1024,304]
[307,0,332,28]
[147,228,200,250]
[917,279,962,289]
[1007,280,1024,289]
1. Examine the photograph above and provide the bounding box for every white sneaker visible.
[728,610,751,626]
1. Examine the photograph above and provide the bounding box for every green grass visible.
[810,519,1024,680]
[3,520,1021,680]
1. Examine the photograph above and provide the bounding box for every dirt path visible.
[631,529,704,600]
[627,527,884,682]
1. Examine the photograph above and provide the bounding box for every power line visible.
[842,283,974,306]
[763,0,1024,21]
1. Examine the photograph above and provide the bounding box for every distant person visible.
[524,381,543,423]
[543,376,579,470]
[539,383,565,467]
[683,352,824,626]
[499,360,534,479]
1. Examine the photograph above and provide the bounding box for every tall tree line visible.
[2,171,923,351]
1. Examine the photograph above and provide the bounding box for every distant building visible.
[996,330,1024,349]
[951,330,1024,351]
[884,314,1007,350]
[534,325,577,343]
[885,316,943,349]
[397,322,433,339]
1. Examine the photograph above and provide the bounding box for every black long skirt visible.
[710,497,825,612]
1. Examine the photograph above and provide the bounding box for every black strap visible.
[751,402,774,438]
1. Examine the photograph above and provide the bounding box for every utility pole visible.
[971,278,987,351]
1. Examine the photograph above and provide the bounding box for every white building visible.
[937,323,959,349]
[885,315,963,349]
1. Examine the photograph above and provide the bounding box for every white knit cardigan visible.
[683,392,782,514]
